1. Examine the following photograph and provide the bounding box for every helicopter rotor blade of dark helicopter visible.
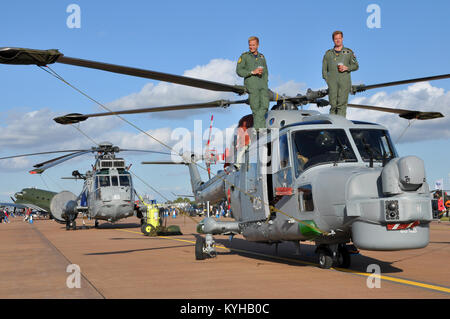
[141,161,187,165]
[30,151,92,174]
[0,47,247,94]
[53,99,248,124]
[0,150,89,161]
[119,149,178,156]
[57,56,247,94]
[32,151,89,168]
[352,74,450,93]
[347,103,444,120]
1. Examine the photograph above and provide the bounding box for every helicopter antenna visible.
[205,115,215,179]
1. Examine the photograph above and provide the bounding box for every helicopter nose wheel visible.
[65,220,76,231]
[195,234,217,260]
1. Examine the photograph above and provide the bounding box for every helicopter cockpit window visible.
[279,134,290,169]
[98,176,110,187]
[350,129,398,163]
[111,176,119,186]
[119,175,131,187]
[291,129,357,175]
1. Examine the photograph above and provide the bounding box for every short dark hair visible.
[332,31,343,40]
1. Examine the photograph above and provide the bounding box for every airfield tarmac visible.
[0,215,449,299]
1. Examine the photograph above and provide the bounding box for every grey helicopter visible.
[0,141,171,230]
[0,47,448,268]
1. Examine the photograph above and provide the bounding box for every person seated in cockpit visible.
[297,152,309,168]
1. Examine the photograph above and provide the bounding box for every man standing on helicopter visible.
[322,31,359,117]
[236,36,269,129]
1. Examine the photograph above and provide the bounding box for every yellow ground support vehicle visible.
[138,196,182,236]
[139,196,160,236]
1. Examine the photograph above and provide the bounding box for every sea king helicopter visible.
[0,47,448,268]
[0,140,174,232]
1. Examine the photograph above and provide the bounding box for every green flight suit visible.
[236,51,269,129]
[322,47,359,117]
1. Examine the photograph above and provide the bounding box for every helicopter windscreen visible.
[119,175,131,187]
[350,129,398,163]
[291,129,357,174]
[111,176,119,186]
[98,176,110,187]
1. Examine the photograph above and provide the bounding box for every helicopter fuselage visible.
[194,110,433,252]
[49,153,137,226]
[83,165,135,222]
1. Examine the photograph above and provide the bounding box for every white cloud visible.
[307,82,449,144]
[0,108,180,170]
[0,157,32,172]
[346,82,450,143]
[272,80,306,97]
[0,108,122,151]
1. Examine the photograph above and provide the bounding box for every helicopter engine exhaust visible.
[49,191,78,223]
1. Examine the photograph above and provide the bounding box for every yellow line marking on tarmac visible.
[114,228,450,295]
[334,268,450,294]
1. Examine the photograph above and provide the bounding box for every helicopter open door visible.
[238,134,271,222]
[271,132,294,201]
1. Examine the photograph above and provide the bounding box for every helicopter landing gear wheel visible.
[317,248,333,269]
[94,220,99,228]
[195,234,217,260]
[141,223,157,236]
[66,220,76,230]
[195,236,207,260]
[336,245,351,268]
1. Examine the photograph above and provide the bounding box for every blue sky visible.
[1,0,449,201]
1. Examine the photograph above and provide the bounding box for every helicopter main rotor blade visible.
[0,47,247,94]
[119,149,177,156]
[57,56,247,94]
[0,150,88,161]
[353,74,450,93]
[347,103,444,120]
[142,161,187,165]
[53,99,248,124]
[31,151,92,174]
